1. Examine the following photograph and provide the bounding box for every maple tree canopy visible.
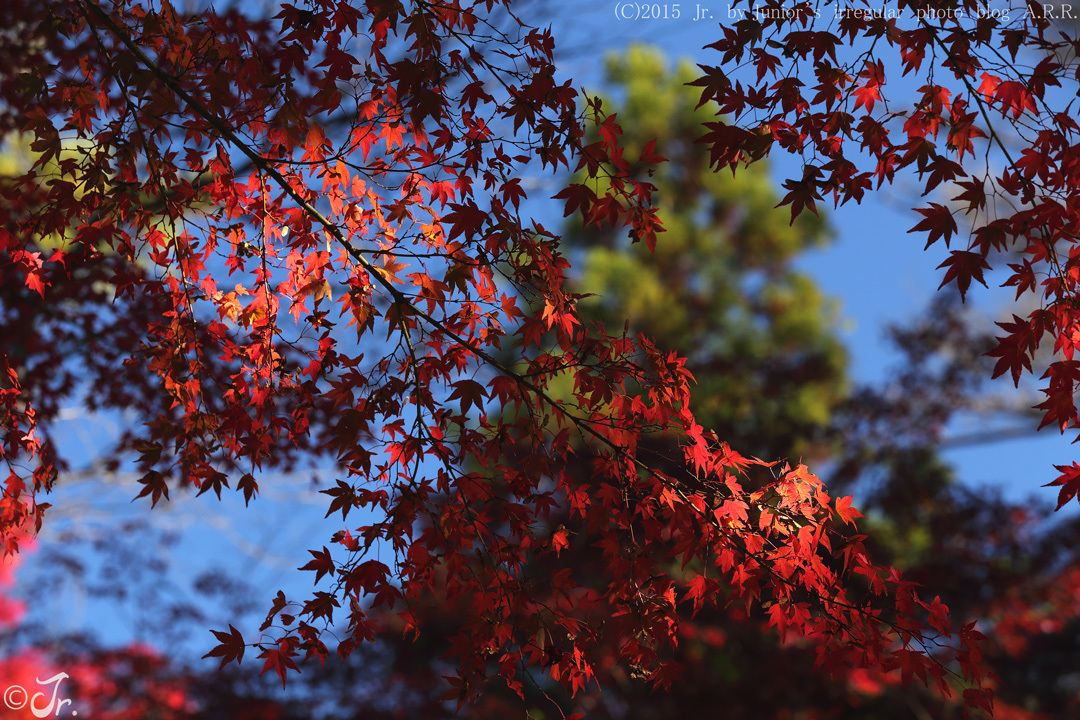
[6,0,1080,715]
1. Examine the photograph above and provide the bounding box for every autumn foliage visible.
[695,0,1080,454]
[8,0,1080,715]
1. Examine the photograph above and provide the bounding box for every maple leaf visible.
[1046,462,1080,510]
[346,560,391,595]
[639,138,667,165]
[908,203,958,249]
[986,315,1040,386]
[685,575,718,616]
[259,639,301,689]
[551,527,570,557]
[133,471,170,509]
[977,72,1001,101]
[320,480,357,520]
[440,201,487,241]
[299,546,336,585]
[1036,361,1080,432]
[776,176,822,225]
[994,80,1037,119]
[553,183,596,219]
[767,603,793,642]
[852,60,885,113]
[195,471,230,500]
[237,473,259,506]
[202,624,246,669]
[447,378,488,416]
[834,496,864,526]
[24,271,46,297]
[936,250,990,300]
[951,178,986,215]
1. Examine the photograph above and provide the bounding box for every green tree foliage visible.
[567,45,847,461]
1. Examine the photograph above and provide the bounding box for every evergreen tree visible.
[567,45,847,462]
